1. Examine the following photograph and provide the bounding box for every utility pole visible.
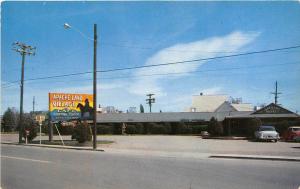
[271,81,282,105]
[63,23,98,150]
[33,96,35,114]
[93,24,97,150]
[146,94,155,113]
[12,42,36,143]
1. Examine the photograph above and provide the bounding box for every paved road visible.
[1,144,299,189]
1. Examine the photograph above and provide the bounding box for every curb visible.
[202,137,248,140]
[209,155,300,162]
[1,142,104,152]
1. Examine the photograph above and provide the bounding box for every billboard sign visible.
[49,93,93,122]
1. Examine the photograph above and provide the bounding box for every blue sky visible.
[2,1,300,114]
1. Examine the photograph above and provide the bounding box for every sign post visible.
[25,130,29,144]
[39,123,42,145]
[35,115,45,145]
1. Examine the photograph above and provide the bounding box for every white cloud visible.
[2,31,260,113]
[128,31,260,96]
[50,81,125,94]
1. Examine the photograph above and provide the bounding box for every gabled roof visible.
[215,102,254,112]
[215,102,237,112]
[252,103,296,115]
[231,103,253,111]
[191,95,227,112]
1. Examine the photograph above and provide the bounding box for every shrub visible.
[208,117,223,136]
[135,123,144,134]
[180,124,192,134]
[170,123,180,134]
[2,108,18,132]
[190,125,208,134]
[149,123,170,134]
[59,125,74,135]
[97,125,113,134]
[276,120,289,135]
[246,118,262,137]
[113,124,123,135]
[143,123,151,134]
[125,125,139,134]
[72,122,92,143]
[22,114,38,142]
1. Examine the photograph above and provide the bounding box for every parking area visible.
[2,134,299,157]
[98,135,300,157]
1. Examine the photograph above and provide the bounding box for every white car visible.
[254,126,280,142]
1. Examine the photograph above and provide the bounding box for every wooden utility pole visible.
[146,94,155,113]
[12,42,36,143]
[33,96,35,114]
[271,81,282,105]
[93,24,98,150]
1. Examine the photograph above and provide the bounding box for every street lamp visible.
[63,23,71,29]
[64,23,98,150]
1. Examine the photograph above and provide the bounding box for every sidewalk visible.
[1,141,104,152]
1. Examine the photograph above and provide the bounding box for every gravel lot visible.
[2,134,300,157]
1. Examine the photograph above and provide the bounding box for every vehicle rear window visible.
[260,127,275,131]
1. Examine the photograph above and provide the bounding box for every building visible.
[215,101,253,112]
[127,107,137,113]
[224,103,300,135]
[185,94,253,112]
[96,103,299,136]
[97,105,122,114]
[186,94,227,112]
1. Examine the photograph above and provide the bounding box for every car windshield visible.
[292,128,300,131]
[260,127,275,131]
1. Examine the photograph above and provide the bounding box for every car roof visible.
[260,125,275,128]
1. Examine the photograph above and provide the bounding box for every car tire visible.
[274,139,278,143]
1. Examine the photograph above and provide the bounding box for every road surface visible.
[1,144,299,189]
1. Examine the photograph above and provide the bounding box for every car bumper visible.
[257,136,279,140]
[292,136,300,142]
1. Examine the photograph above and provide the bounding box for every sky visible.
[1,1,300,114]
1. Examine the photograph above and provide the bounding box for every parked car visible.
[254,126,280,142]
[282,126,300,142]
[201,131,210,137]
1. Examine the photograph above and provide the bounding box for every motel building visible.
[97,94,300,136]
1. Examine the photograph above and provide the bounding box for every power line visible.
[2,44,300,86]
[2,45,92,74]
[99,61,300,80]
[2,61,300,89]
[101,40,300,53]
[99,44,300,73]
